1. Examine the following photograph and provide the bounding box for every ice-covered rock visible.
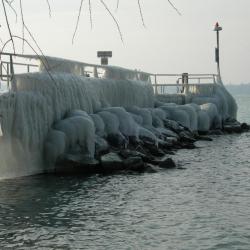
[54,116,95,158]
[98,111,120,135]
[197,110,210,132]
[102,107,138,137]
[200,103,222,129]
[89,114,106,137]
[177,105,198,131]
[44,129,66,167]
[100,152,123,171]
[126,106,153,126]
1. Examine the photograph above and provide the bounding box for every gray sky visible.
[1,0,250,83]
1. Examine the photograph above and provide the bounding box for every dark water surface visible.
[0,94,250,249]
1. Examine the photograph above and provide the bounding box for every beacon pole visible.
[214,22,222,83]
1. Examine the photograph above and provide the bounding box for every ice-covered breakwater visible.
[0,56,246,179]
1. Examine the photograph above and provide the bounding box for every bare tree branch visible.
[19,0,25,53]
[72,0,85,44]
[168,0,181,16]
[23,23,49,65]
[0,0,181,53]
[115,0,120,12]
[0,35,57,85]
[5,0,18,23]
[137,0,145,27]
[46,0,52,18]
[1,0,16,53]
[88,0,93,29]
[99,0,123,42]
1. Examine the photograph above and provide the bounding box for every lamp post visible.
[214,22,222,83]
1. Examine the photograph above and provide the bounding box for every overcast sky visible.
[1,0,250,84]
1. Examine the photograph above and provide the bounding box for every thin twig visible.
[1,0,16,53]
[88,0,93,29]
[168,0,181,16]
[137,0,145,27]
[72,0,85,44]
[115,0,119,12]
[19,0,25,53]
[5,0,18,23]
[23,23,50,67]
[99,0,123,42]
[0,35,57,86]
[46,0,52,18]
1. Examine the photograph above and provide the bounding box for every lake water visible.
[0,93,250,249]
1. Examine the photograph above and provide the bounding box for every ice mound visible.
[126,106,153,126]
[200,103,221,129]
[97,111,120,135]
[191,85,237,120]
[89,114,106,137]
[101,107,138,137]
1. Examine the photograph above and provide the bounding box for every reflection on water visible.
[0,94,250,249]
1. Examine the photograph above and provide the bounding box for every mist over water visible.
[0,92,250,249]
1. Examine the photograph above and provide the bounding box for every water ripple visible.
[0,135,250,247]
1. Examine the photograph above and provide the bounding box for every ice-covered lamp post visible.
[214,22,223,83]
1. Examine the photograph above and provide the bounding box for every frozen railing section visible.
[0,52,218,96]
[151,73,219,96]
[37,56,152,82]
[0,53,152,91]
[0,53,39,91]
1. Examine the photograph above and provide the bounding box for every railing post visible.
[10,55,17,91]
[185,73,189,94]
[0,62,2,81]
[182,73,189,94]
[154,74,158,94]
[93,66,98,78]
[7,62,9,89]
[176,79,180,93]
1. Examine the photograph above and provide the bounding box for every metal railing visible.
[0,52,218,95]
[150,73,218,95]
[0,52,39,89]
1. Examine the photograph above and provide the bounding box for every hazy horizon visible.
[0,0,250,84]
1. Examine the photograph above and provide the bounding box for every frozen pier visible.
[0,53,241,179]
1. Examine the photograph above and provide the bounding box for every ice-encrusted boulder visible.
[102,107,138,137]
[54,116,95,157]
[197,110,210,132]
[44,129,66,167]
[200,103,222,129]
[89,114,106,137]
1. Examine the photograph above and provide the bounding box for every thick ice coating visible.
[0,56,238,179]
